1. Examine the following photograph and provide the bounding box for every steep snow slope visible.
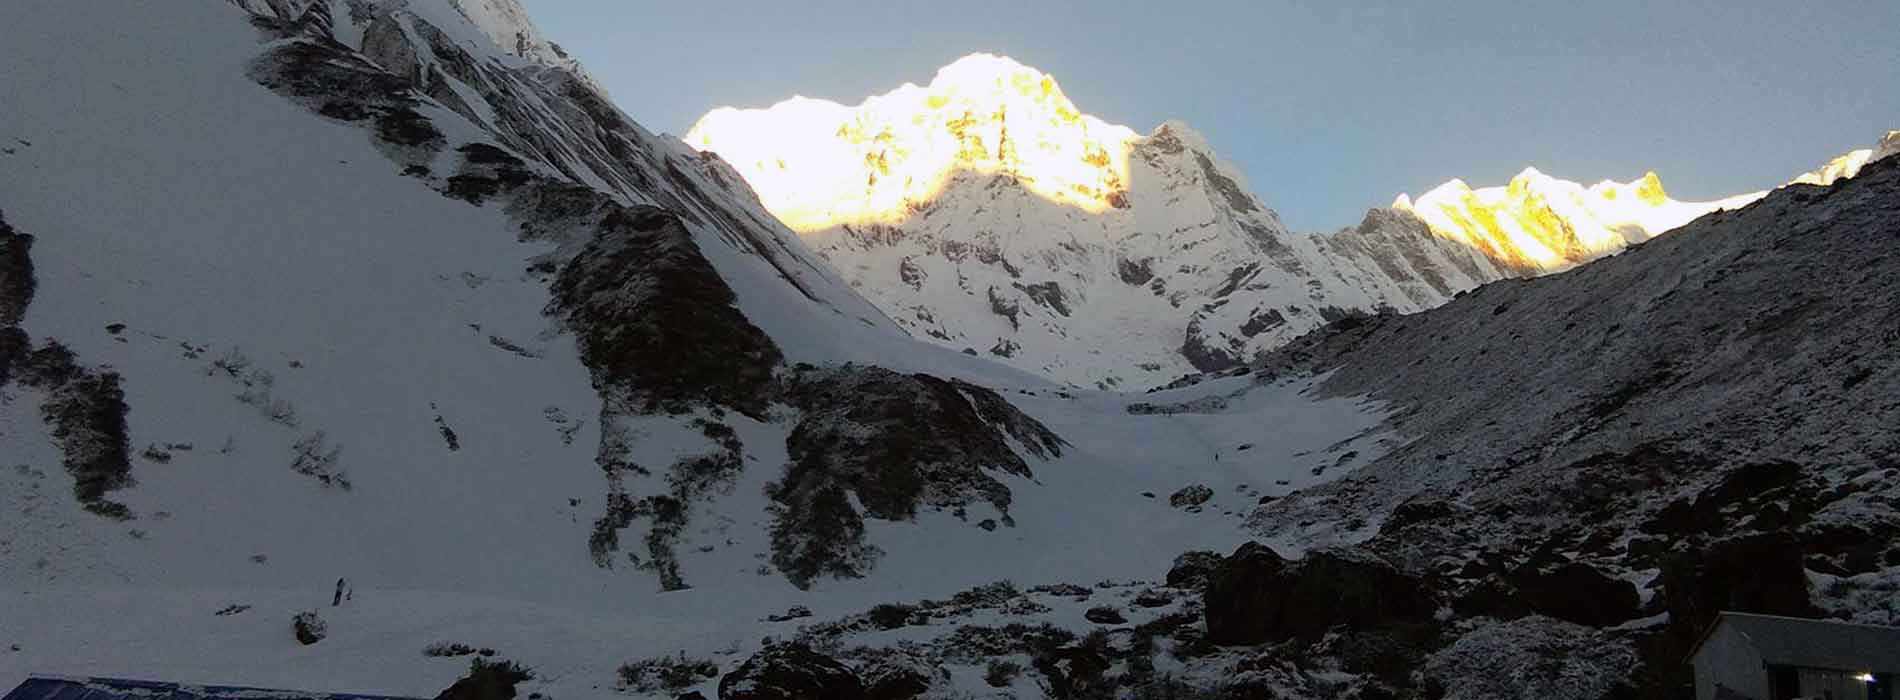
[0,1,1394,698]
[686,55,1760,389]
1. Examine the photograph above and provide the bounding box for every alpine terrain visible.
[685,55,1814,389]
[1,1,1897,700]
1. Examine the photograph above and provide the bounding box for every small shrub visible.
[209,347,251,378]
[290,431,347,489]
[617,654,719,692]
[984,660,1022,688]
[468,657,534,683]
[425,641,485,657]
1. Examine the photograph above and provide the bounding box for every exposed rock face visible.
[856,652,941,700]
[1083,606,1125,624]
[1204,542,1437,645]
[1032,645,1111,700]
[0,213,35,327]
[770,365,1066,588]
[718,643,865,700]
[1165,550,1222,592]
[0,213,133,517]
[1509,562,1641,627]
[1659,533,1816,655]
[550,206,783,417]
[434,659,535,700]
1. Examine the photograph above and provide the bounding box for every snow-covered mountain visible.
[686,55,1770,388]
[1791,128,1900,186]
[4,1,1898,699]
[0,1,1382,697]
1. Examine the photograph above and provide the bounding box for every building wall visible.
[1695,622,1771,700]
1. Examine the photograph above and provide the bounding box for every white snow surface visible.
[0,1,1387,697]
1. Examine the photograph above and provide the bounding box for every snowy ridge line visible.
[688,54,1862,390]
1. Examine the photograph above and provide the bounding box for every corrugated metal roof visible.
[1717,612,1900,672]
[3,677,423,700]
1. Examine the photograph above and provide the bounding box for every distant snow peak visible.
[684,53,1140,231]
[1791,129,1900,187]
[1396,167,1759,273]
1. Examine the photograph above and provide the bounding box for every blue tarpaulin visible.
[3,677,423,700]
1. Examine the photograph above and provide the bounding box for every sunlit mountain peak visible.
[1400,168,1759,272]
[685,53,1140,232]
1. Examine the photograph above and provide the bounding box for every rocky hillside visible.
[686,55,1775,389]
[1224,149,1900,697]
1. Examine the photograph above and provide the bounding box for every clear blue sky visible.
[531,0,1900,232]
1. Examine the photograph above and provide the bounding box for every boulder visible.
[1083,606,1125,624]
[435,660,533,700]
[1169,484,1213,509]
[856,651,941,700]
[1205,542,1437,645]
[1660,533,1816,653]
[1132,590,1174,608]
[291,610,326,645]
[718,643,865,700]
[1510,562,1641,626]
[1032,645,1111,699]
[1166,550,1222,592]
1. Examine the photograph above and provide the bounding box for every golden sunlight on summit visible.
[684,53,1139,232]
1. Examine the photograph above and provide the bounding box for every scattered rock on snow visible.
[291,610,326,645]
[1168,484,1212,509]
[717,642,865,700]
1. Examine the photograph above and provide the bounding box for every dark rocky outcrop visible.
[1659,533,1816,655]
[1181,310,1241,373]
[1165,550,1222,592]
[856,653,941,700]
[1168,484,1212,509]
[1017,281,1071,317]
[550,206,782,418]
[1508,561,1640,627]
[0,212,34,327]
[769,365,1065,588]
[291,610,326,645]
[1204,542,1437,645]
[1031,645,1110,700]
[0,213,133,516]
[1116,257,1153,286]
[435,659,534,700]
[718,643,864,700]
